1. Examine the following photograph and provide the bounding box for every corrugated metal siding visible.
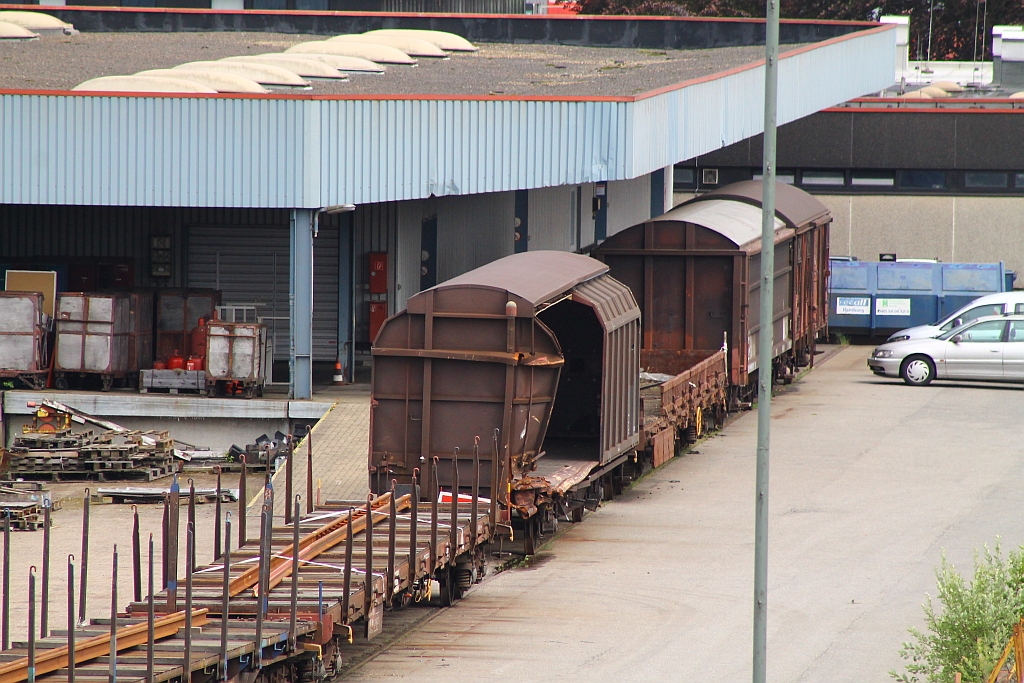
[436,191,514,284]
[394,198,432,312]
[184,223,338,361]
[0,29,894,209]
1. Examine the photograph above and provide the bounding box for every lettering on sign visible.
[875,298,912,316]
[366,592,384,640]
[836,297,870,315]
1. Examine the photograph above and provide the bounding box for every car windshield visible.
[938,303,1004,331]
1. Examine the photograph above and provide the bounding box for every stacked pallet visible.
[0,483,57,531]
[5,429,178,482]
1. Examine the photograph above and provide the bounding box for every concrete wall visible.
[816,194,1024,275]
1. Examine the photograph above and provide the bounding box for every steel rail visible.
[246,492,411,598]
[0,609,209,683]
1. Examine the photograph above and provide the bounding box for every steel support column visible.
[290,209,315,400]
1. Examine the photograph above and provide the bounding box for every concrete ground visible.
[343,345,1024,682]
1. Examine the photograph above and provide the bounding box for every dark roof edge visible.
[5,5,875,50]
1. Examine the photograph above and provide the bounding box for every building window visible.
[851,172,895,187]
[752,170,796,184]
[964,171,1009,189]
[673,166,696,190]
[800,171,846,186]
[898,170,947,189]
[1014,173,1024,188]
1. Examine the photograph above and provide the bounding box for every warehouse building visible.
[680,19,1024,274]
[0,10,896,402]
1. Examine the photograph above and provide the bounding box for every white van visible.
[886,291,1024,342]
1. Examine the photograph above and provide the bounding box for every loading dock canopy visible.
[689,179,831,230]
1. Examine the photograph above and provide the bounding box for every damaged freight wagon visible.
[369,252,640,548]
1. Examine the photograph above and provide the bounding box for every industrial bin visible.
[0,291,49,390]
[156,288,219,361]
[829,260,1010,337]
[54,292,134,391]
[205,320,266,398]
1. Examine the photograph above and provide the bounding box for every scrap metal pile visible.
[1,400,180,482]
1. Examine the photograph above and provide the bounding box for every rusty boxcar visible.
[369,252,640,546]
[592,180,831,400]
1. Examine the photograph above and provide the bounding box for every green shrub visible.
[891,542,1024,682]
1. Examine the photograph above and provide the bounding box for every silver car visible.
[869,314,1024,385]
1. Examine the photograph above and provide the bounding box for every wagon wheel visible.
[101,375,113,392]
[55,373,68,391]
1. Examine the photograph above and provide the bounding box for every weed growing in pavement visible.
[891,541,1024,683]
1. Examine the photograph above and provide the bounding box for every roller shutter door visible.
[186,225,339,362]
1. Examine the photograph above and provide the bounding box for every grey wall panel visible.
[527,185,575,253]
[436,191,514,284]
[606,174,651,238]
[395,198,433,312]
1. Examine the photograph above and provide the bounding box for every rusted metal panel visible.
[54,292,132,376]
[369,251,640,513]
[593,180,831,389]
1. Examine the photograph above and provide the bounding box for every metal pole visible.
[41,501,50,638]
[184,523,194,683]
[364,495,374,635]
[67,556,75,683]
[387,481,397,602]
[430,458,439,573]
[753,2,779,681]
[449,449,459,564]
[187,479,197,573]
[214,468,223,561]
[28,567,36,683]
[167,475,180,612]
[80,490,90,625]
[147,534,155,683]
[132,506,141,603]
[490,430,499,533]
[290,497,300,651]
[238,454,248,548]
[161,494,168,588]
[220,515,231,682]
[471,438,480,550]
[285,437,294,526]
[109,546,117,683]
[342,509,353,623]
[2,511,9,650]
[255,506,268,670]
[306,425,314,514]
[409,470,419,585]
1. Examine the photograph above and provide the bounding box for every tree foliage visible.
[891,543,1024,683]
[575,0,1024,62]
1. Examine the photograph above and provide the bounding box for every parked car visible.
[869,314,1024,385]
[886,291,1024,343]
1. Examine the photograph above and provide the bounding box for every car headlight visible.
[887,335,910,343]
[874,349,894,358]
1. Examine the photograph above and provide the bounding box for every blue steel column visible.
[290,209,314,400]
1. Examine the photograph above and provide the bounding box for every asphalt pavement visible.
[344,345,1024,682]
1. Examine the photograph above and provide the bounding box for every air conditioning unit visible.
[702,168,719,185]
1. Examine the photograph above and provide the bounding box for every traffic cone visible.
[332,359,346,385]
